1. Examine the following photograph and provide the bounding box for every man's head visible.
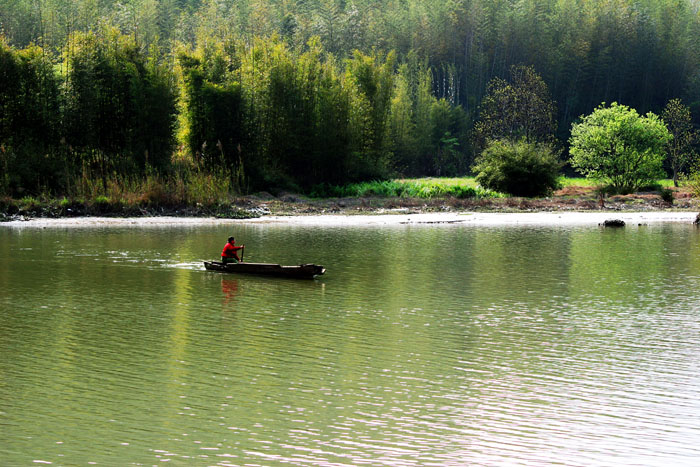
[228,236,235,243]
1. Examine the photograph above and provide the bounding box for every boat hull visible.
[204,261,325,279]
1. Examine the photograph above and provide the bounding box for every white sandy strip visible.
[2,211,698,228]
[253,211,700,226]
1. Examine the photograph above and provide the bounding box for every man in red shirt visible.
[221,236,245,263]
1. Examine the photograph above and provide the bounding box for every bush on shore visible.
[569,102,671,194]
[472,139,562,197]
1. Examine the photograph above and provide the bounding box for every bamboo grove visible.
[1,0,699,197]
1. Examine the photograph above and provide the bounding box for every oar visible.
[240,245,245,263]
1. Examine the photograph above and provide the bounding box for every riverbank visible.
[2,184,699,226]
[3,210,698,228]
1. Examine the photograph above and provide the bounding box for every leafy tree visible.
[387,64,417,174]
[473,139,561,197]
[474,64,557,149]
[64,28,176,188]
[178,47,244,173]
[569,102,671,194]
[413,64,439,173]
[2,0,700,142]
[0,40,21,194]
[0,41,62,196]
[345,50,395,179]
[429,99,468,176]
[312,57,352,185]
[4,0,700,197]
[179,36,360,190]
[662,98,698,186]
[388,57,470,177]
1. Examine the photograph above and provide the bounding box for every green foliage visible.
[345,50,396,179]
[662,98,699,186]
[659,188,674,203]
[69,166,236,208]
[388,60,471,177]
[474,65,557,149]
[180,168,235,207]
[387,64,418,173]
[3,0,700,199]
[177,38,398,191]
[308,179,500,199]
[19,196,40,210]
[2,0,699,147]
[0,40,62,196]
[178,46,244,175]
[64,28,177,180]
[569,102,672,194]
[686,169,700,198]
[473,139,562,197]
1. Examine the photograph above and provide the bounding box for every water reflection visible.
[1,223,700,465]
[220,277,239,306]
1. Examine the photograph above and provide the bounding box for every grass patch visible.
[309,178,503,199]
[1,164,260,219]
[19,196,41,210]
[557,177,675,188]
[69,166,236,207]
[397,177,481,187]
[309,177,679,200]
[557,177,598,187]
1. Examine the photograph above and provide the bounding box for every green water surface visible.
[1,222,700,466]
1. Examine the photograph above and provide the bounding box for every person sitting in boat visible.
[221,236,244,264]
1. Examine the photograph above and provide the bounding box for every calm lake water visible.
[2,220,700,465]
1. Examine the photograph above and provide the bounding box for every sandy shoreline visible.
[2,211,698,227]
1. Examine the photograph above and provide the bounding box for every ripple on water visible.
[2,224,700,465]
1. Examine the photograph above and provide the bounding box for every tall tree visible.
[388,64,418,174]
[64,28,176,188]
[662,98,698,186]
[473,64,557,150]
[345,50,396,178]
[0,41,62,195]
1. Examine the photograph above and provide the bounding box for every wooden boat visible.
[203,261,325,279]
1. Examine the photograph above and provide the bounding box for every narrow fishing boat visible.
[203,261,325,279]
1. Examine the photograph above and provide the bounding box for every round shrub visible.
[569,102,671,194]
[473,139,562,197]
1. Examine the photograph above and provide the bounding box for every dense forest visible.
[1,0,699,197]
